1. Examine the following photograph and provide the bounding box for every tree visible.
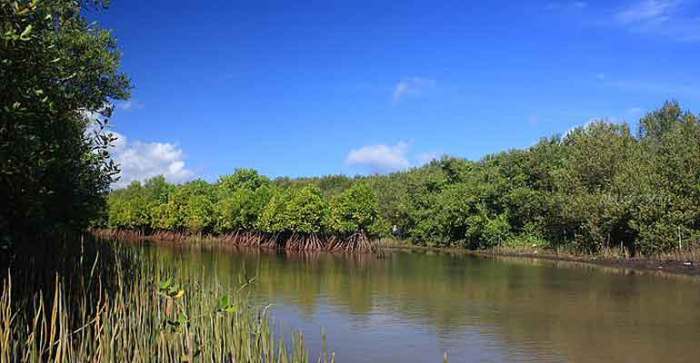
[215,185,273,233]
[113,181,148,229]
[257,189,292,234]
[151,180,214,232]
[285,186,329,234]
[551,121,638,252]
[214,169,272,233]
[1,0,130,238]
[218,169,270,194]
[627,103,700,254]
[329,183,384,237]
[639,100,688,142]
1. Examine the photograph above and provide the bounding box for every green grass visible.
[0,237,334,362]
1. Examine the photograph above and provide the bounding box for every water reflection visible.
[144,243,700,363]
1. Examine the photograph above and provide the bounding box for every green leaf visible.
[158,278,172,291]
[217,294,237,313]
[19,25,32,41]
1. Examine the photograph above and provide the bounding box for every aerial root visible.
[91,229,379,254]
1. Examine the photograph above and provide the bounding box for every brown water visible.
[147,245,700,362]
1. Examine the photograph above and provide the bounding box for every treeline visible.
[106,171,385,251]
[107,102,700,256]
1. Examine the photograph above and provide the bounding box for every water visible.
[146,245,700,362]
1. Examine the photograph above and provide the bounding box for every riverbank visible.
[93,229,700,277]
[378,239,700,277]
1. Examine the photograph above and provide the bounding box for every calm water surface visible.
[146,245,700,362]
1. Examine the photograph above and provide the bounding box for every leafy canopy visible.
[1,0,130,237]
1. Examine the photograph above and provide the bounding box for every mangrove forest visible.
[3,0,700,362]
[105,101,700,257]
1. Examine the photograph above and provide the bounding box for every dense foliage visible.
[367,101,699,256]
[107,102,700,256]
[108,169,385,242]
[1,0,130,238]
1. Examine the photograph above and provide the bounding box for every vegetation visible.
[106,170,385,252]
[14,1,700,362]
[1,3,334,361]
[1,0,129,240]
[107,102,700,257]
[0,237,333,362]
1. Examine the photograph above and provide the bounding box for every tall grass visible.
[0,236,334,362]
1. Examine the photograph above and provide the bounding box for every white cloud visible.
[345,142,440,173]
[614,0,700,41]
[116,100,144,112]
[110,131,194,188]
[346,142,411,173]
[392,77,435,103]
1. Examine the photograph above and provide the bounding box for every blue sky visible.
[92,0,700,187]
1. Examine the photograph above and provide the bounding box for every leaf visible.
[158,278,172,292]
[218,295,230,309]
[19,25,32,41]
[217,295,237,314]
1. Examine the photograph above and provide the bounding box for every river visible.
[144,244,700,362]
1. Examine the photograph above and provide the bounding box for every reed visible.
[0,237,335,363]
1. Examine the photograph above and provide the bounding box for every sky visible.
[91,0,700,187]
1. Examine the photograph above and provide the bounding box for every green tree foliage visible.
[107,182,149,230]
[284,186,329,234]
[274,174,354,198]
[107,176,174,231]
[1,0,130,237]
[328,183,384,236]
[363,101,700,255]
[149,180,215,232]
[215,169,273,232]
[106,102,700,256]
[257,189,292,234]
[218,168,270,193]
[628,102,700,254]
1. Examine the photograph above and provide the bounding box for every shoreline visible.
[92,229,700,277]
[479,249,699,277]
[379,241,700,277]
